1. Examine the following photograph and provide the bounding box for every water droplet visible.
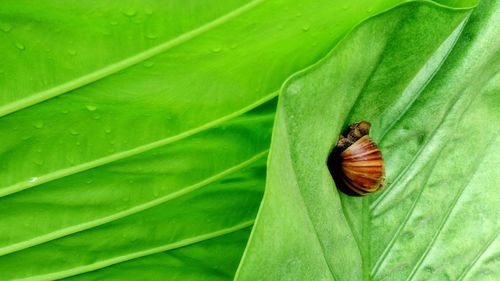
[34,121,44,129]
[86,104,97,111]
[145,6,153,15]
[62,109,69,114]
[302,24,310,32]
[166,115,173,120]
[68,49,77,56]
[122,8,137,17]
[211,47,222,53]
[144,33,158,40]
[70,129,79,136]
[0,22,12,33]
[105,128,112,134]
[296,12,303,17]
[15,43,25,51]
[110,20,119,26]
[93,115,101,120]
[143,61,155,68]
[85,179,93,184]
[22,135,31,141]
[367,7,374,13]
[342,5,349,10]
[35,148,42,153]
[29,177,39,183]
[76,141,81,146]
[34,159,44,166]
[229,44,238,49]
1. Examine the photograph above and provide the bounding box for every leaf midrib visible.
[280,113,339,281]
[0,0,264,117]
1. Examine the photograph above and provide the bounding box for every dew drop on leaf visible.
[144,33,158,40]
[302,24,310,32]
[33,121,44,129]
[143,61,155,68]
[29,177,39,183]
[211,47,222,53]
[122,8,137,17]
[0,22,12,33]
[70,129,79,136]
[86,104,97,111]
[15,42,25,51]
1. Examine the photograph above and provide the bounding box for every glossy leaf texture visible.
[0,0,432,280]
[237,0,499,280]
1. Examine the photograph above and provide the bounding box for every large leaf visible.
[237,0,499,280]
[0,0,430,280]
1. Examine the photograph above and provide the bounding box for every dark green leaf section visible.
[64,228,253,281]
[0,99,273,280]
[0,100,274,257]
[237,1,498,280]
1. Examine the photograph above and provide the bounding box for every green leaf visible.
[0,0,430,280]
[237,1,498,280]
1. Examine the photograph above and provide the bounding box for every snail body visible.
[328,121,384,196]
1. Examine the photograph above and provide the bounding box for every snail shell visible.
[328,121,384,196]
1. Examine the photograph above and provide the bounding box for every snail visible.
[327,121,384,196]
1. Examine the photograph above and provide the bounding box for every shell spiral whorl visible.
[328,121,384,196]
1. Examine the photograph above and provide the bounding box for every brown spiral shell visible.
[328,121,384,196]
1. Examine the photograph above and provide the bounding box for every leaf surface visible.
[237,1,499,280]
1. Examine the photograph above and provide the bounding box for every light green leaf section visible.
[0,0,439,280]
[237,0,499,280]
